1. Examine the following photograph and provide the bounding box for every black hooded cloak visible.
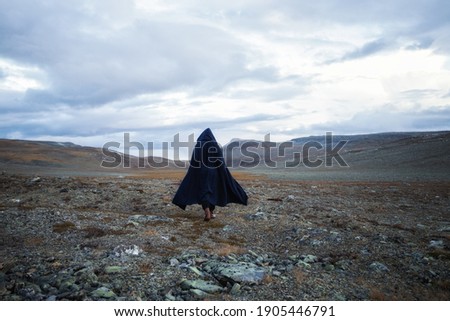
[172,128,248,210]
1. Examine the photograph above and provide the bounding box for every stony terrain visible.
[1,172,449,301]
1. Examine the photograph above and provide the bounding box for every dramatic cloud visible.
[0,0,449,152]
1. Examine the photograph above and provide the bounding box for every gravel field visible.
[1,172,449,301]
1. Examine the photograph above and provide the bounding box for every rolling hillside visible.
[0,139,180,176]
[1,131,449,180]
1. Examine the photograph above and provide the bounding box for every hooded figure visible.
[172,128,248,221]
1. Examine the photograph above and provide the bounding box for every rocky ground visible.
[0,172,449,301]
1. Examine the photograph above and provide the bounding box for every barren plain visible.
[0,132,449,301]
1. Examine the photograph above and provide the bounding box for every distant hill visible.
[0,139,181,176]
[1,131,449,180]
[223,131,450,181]
[290,131,450,169]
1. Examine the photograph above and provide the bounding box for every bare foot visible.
[204,208,211,221]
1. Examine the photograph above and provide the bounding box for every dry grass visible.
[226,234,246,246]
[292,267,306,285]
[205,219,226,229]
[169,211,194,220]
[134,169,264,181]
[24,237,44,247]
[391,223,413,231]
[77,214,92,220]
[262,274,274,285]
[138,262,153,274]
[210,243,247,256]
[369,288,387,301]
[82,226,106,238]
[428,249,450,260]
[178,218,227,244]
[143,229,159,237]
[134,170,186,180]
[142,242,179,257]
[82,226,129,238]
[51,261,63,269]
[53,221,76,233]
[331,218,348,229]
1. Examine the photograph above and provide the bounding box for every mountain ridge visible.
[1,130,449,180]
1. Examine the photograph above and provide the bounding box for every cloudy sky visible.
[1,0,449,156]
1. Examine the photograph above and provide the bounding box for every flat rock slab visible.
[205,261,266,284]
[179,279,223,294]
[91,287,116,299]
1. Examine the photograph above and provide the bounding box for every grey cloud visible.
[411,1,450,35]
[405,37,434,50]
[0,1,278,107]
[277,0,450,61]
[237,0,450,60]
[411,109,450,129]
[1,0,450,144]
[327,33,440,63]
[309,108,450,135]
[225,75,311,102]
[0,90,24,110]
[0,101,282,140]
[279,0,450,31]
[326,35,435,64]
[228,85,303,102]
[141,113,286,134]
[330,39,390,63]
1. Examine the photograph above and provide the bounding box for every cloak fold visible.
[172,128,248,210]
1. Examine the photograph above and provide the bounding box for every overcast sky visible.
[1,0,449,154]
